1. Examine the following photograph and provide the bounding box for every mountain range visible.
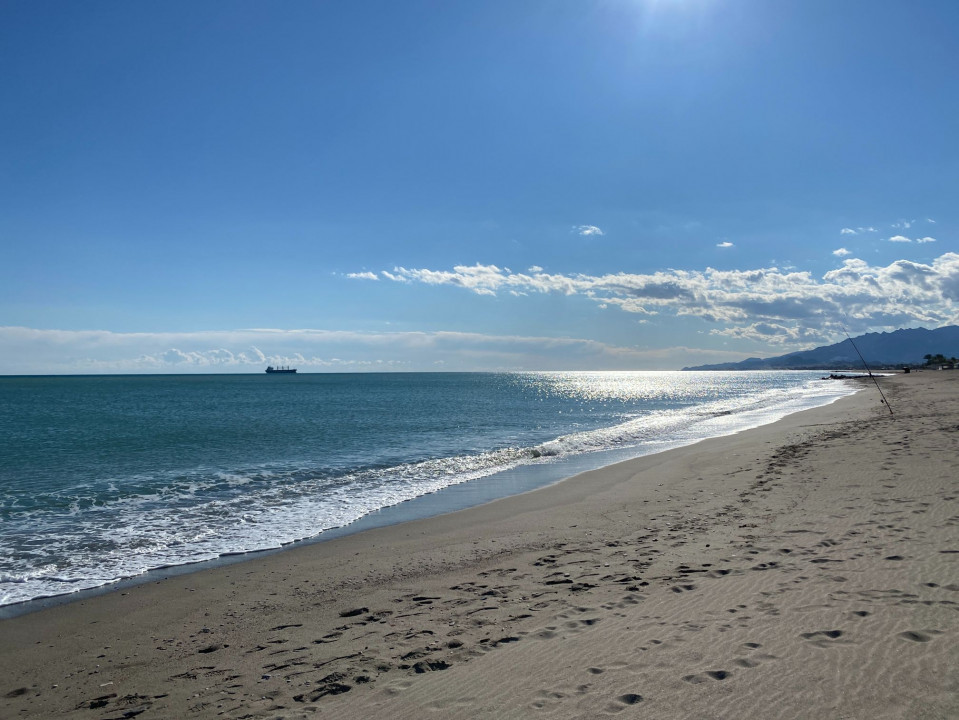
[683,326,959,371]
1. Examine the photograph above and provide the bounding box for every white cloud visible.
[372,252,959,345]
[888,235,912,243]
[917,236,937,244]
[346,271,379,280]
[716,241,734,248]
[574,225,604,236]
[13,250,958,373]
[840,228,856,235]
[892,220,914,230]
[927,218,936,224]
[833,248,851,257]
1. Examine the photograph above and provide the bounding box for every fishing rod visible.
[839,320,893,416]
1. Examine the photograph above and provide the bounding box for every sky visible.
[1,0,957,373]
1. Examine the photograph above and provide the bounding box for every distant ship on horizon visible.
[265,366,297,374]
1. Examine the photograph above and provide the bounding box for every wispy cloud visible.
[0,327,751,374]
[370,252,959,345]
[841,227,877,235]
[716,241,734,248]
[346,271,378,280]
[574,225,604,236]
[833,248,851,257]
[889,234,938,244]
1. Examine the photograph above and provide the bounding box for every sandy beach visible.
[2,371,957,719]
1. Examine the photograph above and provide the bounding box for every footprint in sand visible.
[313,631,342,644]
[682,670,732,683]
[801,629,843,639]
[898,629,943,642]
[339,607,368,618]
[800,629,850,647]
[292,672,352,702]
[605,693,644,713]
[529,688,567,710]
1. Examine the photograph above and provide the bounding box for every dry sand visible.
[1,371,957,719]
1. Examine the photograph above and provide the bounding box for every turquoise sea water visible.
[0,371,857,608]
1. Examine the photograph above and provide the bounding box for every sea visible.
[0,371,859,612]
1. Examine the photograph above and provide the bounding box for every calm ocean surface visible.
[0,371,857,609]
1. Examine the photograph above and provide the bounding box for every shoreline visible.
[0,376,862,620]
[1,374,859,618]
[2,371,956,719]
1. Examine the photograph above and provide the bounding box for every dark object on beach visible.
[265,366,297,374]
[822,374,869,380]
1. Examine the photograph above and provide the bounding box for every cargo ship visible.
[265,366,297,374]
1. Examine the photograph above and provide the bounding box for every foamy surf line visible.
[0,379,860,613]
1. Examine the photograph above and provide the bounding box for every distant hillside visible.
[683,326,959,371]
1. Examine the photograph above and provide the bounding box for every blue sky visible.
[2,0,957,373]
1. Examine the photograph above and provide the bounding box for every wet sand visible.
[2,371,957,719]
